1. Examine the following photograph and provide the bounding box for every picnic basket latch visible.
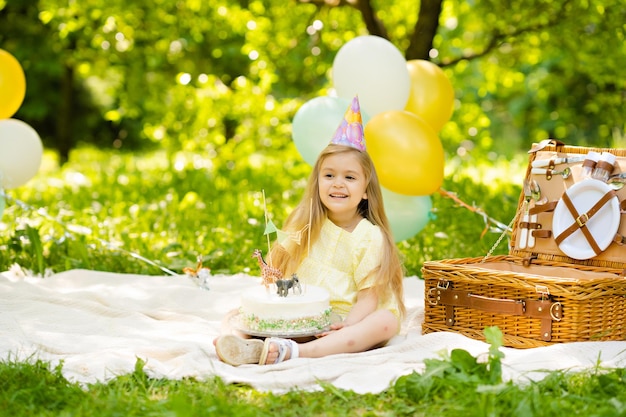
[433,280,562,342]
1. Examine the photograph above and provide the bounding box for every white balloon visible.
[0,119,43,189]
[332,36,410,116]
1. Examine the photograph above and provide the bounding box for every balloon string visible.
[0,189,178,276]
[437,188,512,238]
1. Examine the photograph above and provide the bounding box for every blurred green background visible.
[0,0,624,275]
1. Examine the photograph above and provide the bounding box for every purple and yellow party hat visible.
[330,95,366,152]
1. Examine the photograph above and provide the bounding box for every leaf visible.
[449,348,480,374]
[26,225,44,275]
[484,326,505,358]
[484,326,505,383]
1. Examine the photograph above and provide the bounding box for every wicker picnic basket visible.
[422,141,626,348]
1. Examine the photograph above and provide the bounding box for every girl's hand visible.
[330,321,346,331]
[316,321,346,337]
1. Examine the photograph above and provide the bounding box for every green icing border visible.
[241,308,333,332]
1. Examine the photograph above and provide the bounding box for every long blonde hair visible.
[270,144,405,317]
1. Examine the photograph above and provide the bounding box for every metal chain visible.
[481,215,516,263]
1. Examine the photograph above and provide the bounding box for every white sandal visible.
[258,337,299,365]
[215,335,264,366]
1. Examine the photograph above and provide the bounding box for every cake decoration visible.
[237,284,332,334]
[233,190,332,336]
[275,273,302,297]
[252,248,283,289]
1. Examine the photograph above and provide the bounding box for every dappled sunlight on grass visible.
[2,146,521,277]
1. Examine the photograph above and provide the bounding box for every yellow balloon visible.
[404,60,454,133]
[0,49,26,119]
[365,110,444,196]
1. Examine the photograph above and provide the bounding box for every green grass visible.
[7,147,622,415]
[2,334,626,416]
[0,146,524,276]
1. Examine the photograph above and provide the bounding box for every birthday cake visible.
[239,284,332,334]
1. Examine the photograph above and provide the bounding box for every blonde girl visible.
[215,142,405,365]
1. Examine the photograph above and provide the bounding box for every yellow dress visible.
[293,218,400,319]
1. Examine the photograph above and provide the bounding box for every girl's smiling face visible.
[318,151,368,226]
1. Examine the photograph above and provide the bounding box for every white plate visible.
[229,312,342,338]
[552,179,620,260]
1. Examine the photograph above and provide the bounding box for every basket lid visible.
[509,140,626,270]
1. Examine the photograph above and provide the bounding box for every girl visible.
[215,98,405,365]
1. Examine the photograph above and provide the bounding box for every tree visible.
[1,0,624,163]
[295,0,625,154]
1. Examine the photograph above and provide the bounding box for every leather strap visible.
[554,189,617,256]
[595,160,614,173]
[519,221,542,230]
[532,229,552,239]
[582,159,596,169]
[435,283,562,342]
[529,139,565,153]
[529,201,557,215]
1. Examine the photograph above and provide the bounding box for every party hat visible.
[330,95,366,151]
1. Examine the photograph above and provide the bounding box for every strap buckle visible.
[535,285,550,301]
[576,213,589,227]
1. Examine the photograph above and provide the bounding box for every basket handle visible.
[529,139,566,154]
[433,284,562,342]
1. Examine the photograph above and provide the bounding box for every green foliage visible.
[394,327,626,416]
[395,327,506,406]
[2,0,624,162]
[3,341,626,416]
[0,359,86,415]
[0,147,520,276]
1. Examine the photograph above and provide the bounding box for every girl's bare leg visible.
[263,309,398,363]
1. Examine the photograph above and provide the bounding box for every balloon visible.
[382,187,432,242]
[292,96,370,166]
[332,36,410,117]
[405,59,454,132]
[0,119,43,189]
[0,49,27,119]
[365,110,444,196]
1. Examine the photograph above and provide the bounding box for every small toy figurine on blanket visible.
[183,255,211,290]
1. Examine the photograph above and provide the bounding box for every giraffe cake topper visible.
[252,248,302,297]
[251,248,282,289]
[330,95,366,152]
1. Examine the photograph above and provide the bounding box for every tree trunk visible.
[405,0,443,60]
[57,63,74,165]
[354,0,388,39]
[297,0,442,62]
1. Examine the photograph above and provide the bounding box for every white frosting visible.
[241,285,330,320]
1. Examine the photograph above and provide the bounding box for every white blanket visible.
[1,269,625,393]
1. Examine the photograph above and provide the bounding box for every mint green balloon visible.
[292,96,370,166]
[382,187,432,242]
